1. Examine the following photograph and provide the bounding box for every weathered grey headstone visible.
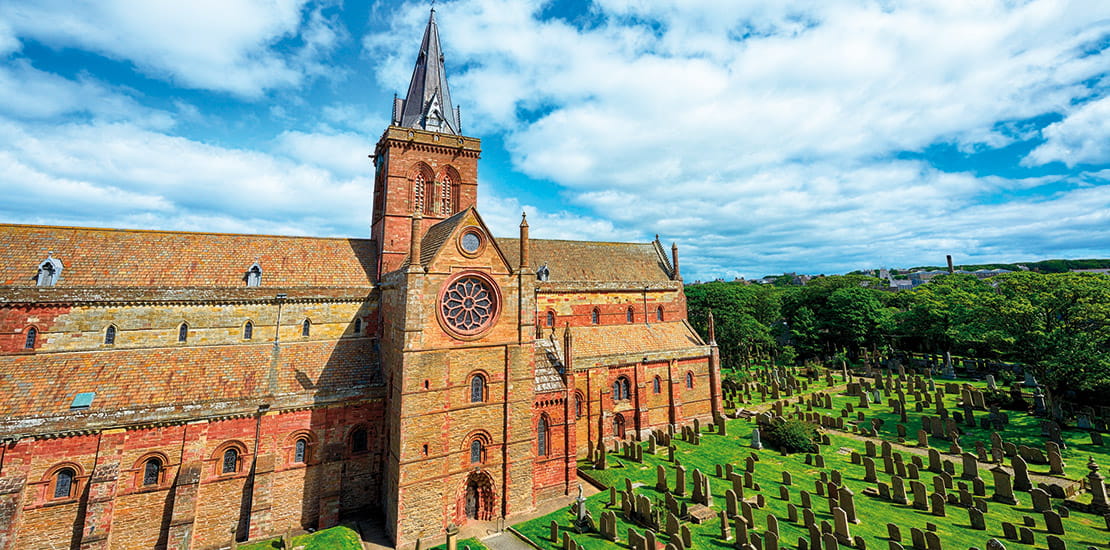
[1030,488,1050,512]
[929,492,945,517]
[910,480,928,510]
[1018,526,1034,545]
[991,466,1018,505]
[969,507,985,530]
[1043,510,1064,535]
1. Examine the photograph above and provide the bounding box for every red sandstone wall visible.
[0,400,385,550]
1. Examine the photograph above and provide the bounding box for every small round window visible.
[460,231,482,254]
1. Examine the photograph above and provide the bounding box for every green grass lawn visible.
[514,369,1110,550]
[238,525,363,550]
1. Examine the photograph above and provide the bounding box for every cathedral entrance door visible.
[465,481,479,519]
[462,471,494,521]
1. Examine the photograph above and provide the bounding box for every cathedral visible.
[0,10,719,550]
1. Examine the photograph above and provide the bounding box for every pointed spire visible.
[398,8,460,134]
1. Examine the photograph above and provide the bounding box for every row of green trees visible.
[686,271,1110,398]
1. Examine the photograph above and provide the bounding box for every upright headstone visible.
[991,466,1019,505]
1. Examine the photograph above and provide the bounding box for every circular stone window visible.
[439,272,501,338]
[461,232,481,254]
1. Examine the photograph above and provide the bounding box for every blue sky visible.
[0,0,1107,281]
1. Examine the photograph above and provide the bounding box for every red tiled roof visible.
[0,339,379,418]
[499,238,673,282]
[0,224,376,288]
[551,321,706,361]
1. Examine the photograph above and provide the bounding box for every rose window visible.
[441,276,497,334]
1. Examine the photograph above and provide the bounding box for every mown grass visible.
[514,370,1110,550]
[238,525,363,550]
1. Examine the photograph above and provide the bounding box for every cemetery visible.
[510,359,1110,550]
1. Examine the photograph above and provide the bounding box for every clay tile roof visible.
[419,210,469,266]
[0,224,376,288]
[0,339,380,420]
[553,321,706,361]
[498,238,673,282]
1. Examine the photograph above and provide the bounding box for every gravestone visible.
[910,480,928,510]
[891,476,908,505]
[1030,488,1050,512]
[1011,456,1032,492]
[990,466,1019,505]
[929,493,945,517]
[1043,510,1064,535]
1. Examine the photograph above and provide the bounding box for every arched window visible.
[612,376,631,401]
[591,308,600,325]
[470,439,483,464]
[537,415,550,457]
[656,306,664,321]
[302,319,311,337]
[627,307,635,323]
[53,468,75,498]
[143,457,162,486]
[546,311,555,327]
[24,327,37,349]
[413,173,425,213]
[104,325,117,345]
[470,373,486,403]
[222,448,239,474]
[351,427,368,454]
[653,375,662,394]
[178,323,188,343]
[424,176,436,214]
[574,392,583,419]
[294,438,308,464]
[686,371,694,389]
[353,318,362,334]
[613,414,626,438]
[441,174,453,215]
[245,263,262,287]
[243,321,253,340]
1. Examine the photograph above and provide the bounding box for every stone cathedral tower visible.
[370,9,480,278]
[374,9,539,546]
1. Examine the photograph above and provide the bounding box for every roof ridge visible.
[495,236,653,246]
[0,223,371,242]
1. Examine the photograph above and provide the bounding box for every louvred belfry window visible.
[441,175,453,215]
[413,173,425,212]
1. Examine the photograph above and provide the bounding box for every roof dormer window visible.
[536,264,550,282]
[245,263,262,287]
[36,255,63,287]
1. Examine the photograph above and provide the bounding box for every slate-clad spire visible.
[395,8,461,135]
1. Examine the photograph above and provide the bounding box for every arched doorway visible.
[461,471,495,522]
[613,413,626,439]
